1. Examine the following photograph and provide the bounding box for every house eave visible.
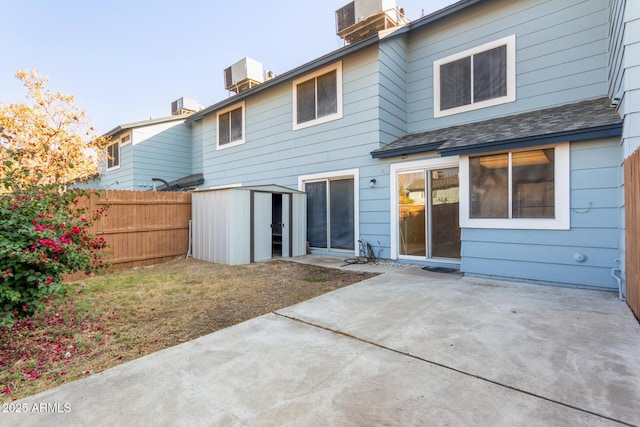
[102,115,189,139]
[187,36,382,124]
[371,141,445,158]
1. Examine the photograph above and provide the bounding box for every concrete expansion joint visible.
[273,312,636,427]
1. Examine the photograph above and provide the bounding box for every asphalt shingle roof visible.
[371,97,622,158]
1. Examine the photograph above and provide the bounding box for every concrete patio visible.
[4,256,640,426]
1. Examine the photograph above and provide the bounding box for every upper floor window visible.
[293,62,343,130]
[106,142,120,170]
[119,133,131,146]
[434,35,516,118]
[217,102,245,149]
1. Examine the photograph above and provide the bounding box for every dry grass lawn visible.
[1,258,377,402]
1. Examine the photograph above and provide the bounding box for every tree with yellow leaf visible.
[0,70,104,189]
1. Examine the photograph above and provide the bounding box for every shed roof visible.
[371,97,623,158]
[193,184,304,195]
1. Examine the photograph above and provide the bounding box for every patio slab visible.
[3,255,639,426]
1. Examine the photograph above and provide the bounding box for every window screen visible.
[329,178,354,250]
[306,181,327,248]
[470,149,555,219]
[439,43,508,111]
[218,106,243,146]
[474,45,507,102]
[107,143,119,169]
[296,79,316,124]
[306,177,354,251]
[296,70,338,124]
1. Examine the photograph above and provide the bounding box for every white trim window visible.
[434,35,516,118]
[217,101,245,149]
[459,143,570,230]
[293,62,343,130]
[119,133,131,146]
[106,141,120,171]
[298,169,359,254]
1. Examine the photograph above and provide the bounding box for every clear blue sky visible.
[1,0,457,134]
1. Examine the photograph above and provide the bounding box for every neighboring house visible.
[95,98,202,191]
[102,0,640,294]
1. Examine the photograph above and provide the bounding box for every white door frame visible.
[390,157,460,261]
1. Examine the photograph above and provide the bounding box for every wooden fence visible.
[68,190,191,279]
[624,149,640,321]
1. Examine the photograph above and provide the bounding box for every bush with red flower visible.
[0,157,108,327]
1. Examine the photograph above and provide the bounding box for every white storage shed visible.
[192,185,307,265]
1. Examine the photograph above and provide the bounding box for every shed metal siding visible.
[192,187,305,265]
[461,138,621,290]
[192,190,231,264]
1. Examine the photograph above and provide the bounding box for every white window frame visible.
[298,168,359,255]
[292,62,343,130]
[434,34,516,118]
[119,132,131,146]
[390,156,460,261]
[106,141,120,171]
[459,143,570,230]
[216,101,245,150]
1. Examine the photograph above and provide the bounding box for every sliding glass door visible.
[306,177,354,251]
[398,167,460,260]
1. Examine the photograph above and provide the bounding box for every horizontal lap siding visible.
[462,138,622,290]
[133,122,192,189]
[608,0,625,100]
[201,47,382,188]
[101,142,134,189]
[191,119,204,178]
[199,46,393,256]
[379,36,409,145]
[406,0,609,133]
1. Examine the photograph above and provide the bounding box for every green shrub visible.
[0,164,108,326]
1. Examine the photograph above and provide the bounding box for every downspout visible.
[152,177,170,191]
[611,259,624,301]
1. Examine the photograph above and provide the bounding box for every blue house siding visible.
[132,121,192,189]
[461,137,621,290]
[100,142,134,189]
[191,119,204,177]
[378,34,409,146]
[405,0,609,134]
[608,0,625,102]
[201,46,382,190]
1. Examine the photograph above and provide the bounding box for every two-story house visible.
[96,0,639,296]
[98,98,202,191]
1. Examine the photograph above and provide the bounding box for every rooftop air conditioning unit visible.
[336,1,356,33]
[357,0,396,21]
[336,0,401,43]
[171,97,201,115]
[224,57,268,94]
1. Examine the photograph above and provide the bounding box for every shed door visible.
[281,194,290,257]
[253,192,272,262]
